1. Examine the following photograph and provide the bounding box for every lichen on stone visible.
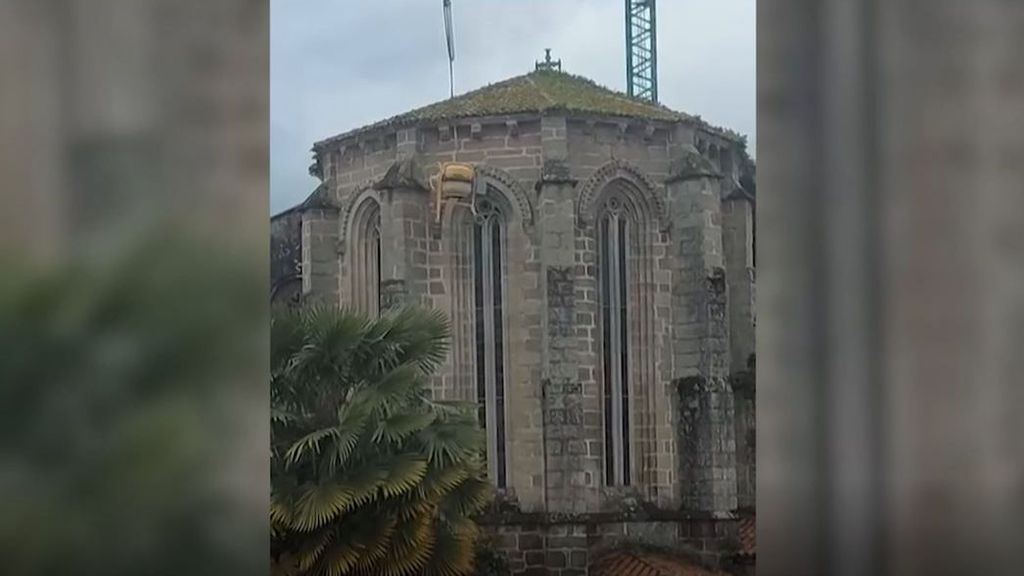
[372,157,430,192]
[316,69,695,148]
[668,148,722,182]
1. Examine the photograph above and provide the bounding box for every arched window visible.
[350,198,381,316]
[473,195,507,488]
[580,162,663,494]
[598,192,633,487]
[449,187,509,489]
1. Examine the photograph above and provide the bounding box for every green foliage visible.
[331,69,683,143]
[271,306,493,576]
[736,141,757,197]
[470,537,511,576]
[0,232,267,576]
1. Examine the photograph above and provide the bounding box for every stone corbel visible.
[505,119,519,138]
[616,121,629,141]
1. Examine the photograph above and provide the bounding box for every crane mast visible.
[625,0,658,102]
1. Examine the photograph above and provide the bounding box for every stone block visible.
[547,536,586,549]
[525,551,545,566]
[519,533,544,550]
[569,550,588,568]
[546,551,567,568]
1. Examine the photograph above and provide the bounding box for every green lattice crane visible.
[625,0,658,102]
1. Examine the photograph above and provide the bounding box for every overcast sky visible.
[271,0,755,213]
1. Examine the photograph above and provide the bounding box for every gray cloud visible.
[271,0,754,213]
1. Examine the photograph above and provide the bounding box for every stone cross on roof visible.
[535,48,562,72]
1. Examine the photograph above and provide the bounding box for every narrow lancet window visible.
[471,196,507,488]
[600,195,631,487]
[351,199,381,316]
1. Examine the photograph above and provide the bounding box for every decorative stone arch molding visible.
[437,164,529,491]
[337,185,379,256]
[576,160,668,231]
[347,191,382,316]
[474,164,535,231]
[581,159,667,493]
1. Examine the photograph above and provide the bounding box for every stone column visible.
[536,158,598,515]
[299,187,340,305]
[722,191,756,374]
[731,362,756,511]
[723,187,756,510]
[373,158,431,310]
[538,115,601,514]
[665,144,738,515]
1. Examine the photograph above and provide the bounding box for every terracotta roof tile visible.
[737,517,756,557]
[591,550,730,576]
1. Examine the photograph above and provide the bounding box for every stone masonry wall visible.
[300,207,339,304]
[403,118,549,509]
[666,156,738,515]
[566,120,672,188]
[722,196,756,511]
[299,114,752,571]
[481,515,744,576]
[732,376,756,511]
[722,197,755,372]
[537,150,602,515]
[271,208,302,306]
[565,119,682,511]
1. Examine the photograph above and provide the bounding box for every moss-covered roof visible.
[315,69,696,149]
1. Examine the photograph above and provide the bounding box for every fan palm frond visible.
[284,426,342,467]
[271,306,490,576]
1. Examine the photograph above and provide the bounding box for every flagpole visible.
[443,0,455,98]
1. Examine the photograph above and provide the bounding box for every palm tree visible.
[271,306,493,576]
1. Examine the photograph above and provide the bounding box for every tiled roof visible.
[590,550,730,576]
[315,69,693,148]
[737,517,756,557]
[271,183,334,219]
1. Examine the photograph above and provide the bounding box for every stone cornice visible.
[474,508,747,526]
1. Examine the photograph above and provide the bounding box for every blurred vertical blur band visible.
[759,1,1022,576]
[0,1,268,576]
